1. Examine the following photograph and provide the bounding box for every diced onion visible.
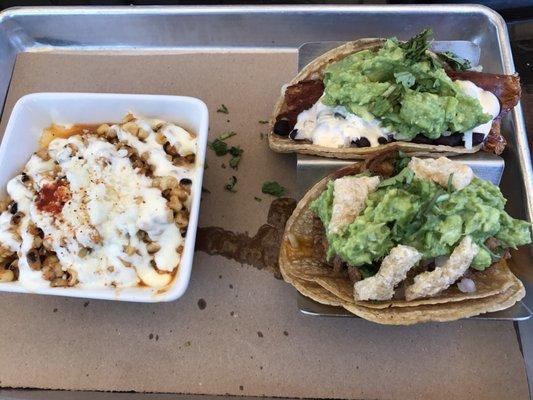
[457,277,476,293]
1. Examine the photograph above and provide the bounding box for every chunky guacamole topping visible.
[321,31,492,140]
[311,169,531,271]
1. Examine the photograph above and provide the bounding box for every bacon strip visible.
[277,71,520,155]
[446,71,521,118]
[276,79,324,126]
[447,71,521,155]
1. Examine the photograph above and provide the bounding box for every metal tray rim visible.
[0,4,508,24]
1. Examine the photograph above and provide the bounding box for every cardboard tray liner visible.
[0,50,528,400]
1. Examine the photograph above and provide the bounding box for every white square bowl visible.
[0,92,208,302]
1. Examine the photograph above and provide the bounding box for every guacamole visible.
[311,170,531,271]
[321,30,492,140]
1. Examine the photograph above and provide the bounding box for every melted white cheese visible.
[113,119,194,182]
[160,124,196,157]
[294,101,390,148]
[0,116,196,290]
[0,212,19,252]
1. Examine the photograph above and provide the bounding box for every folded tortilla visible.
[278,150,525,324]
[269,38,520,159]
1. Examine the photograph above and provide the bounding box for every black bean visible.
[434,133,463,147]
[273,119,291,136]
[411,134,434,144]
[8,202,17,214]
[289,129,299,140]
[353,137,370,147]
[180,178,192,185]
[27,249,39,263]
[472,132,485,146]
[334,112,345,119]
[21,173,30,183]
[378,136,389,145]
[36,227,44,238]
[388,134,396,142]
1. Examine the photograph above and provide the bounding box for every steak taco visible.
[279,151,531,324]
[269,29,521,159]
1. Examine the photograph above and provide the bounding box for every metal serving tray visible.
[295,39,533,320]
[0,5,531,399]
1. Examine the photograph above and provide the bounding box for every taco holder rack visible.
[295,41,533,320]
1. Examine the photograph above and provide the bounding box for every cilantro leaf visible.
[219,131,236,140]
[224,176,237,193]
[437,51,471,72]
[208,138,228,156]
[394,71,416,88]
[229,146,244,170]
[400,28,433,63]
[395,152,411,173]
[217,104,229,114]
[254,196,262,202]
[262,181,285,197]
[447,173,455,193]
[258,120,269,124]
[378,167,414,188]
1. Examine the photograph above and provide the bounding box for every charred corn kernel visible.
[0,269,14,282]
[137,128,149,140]
[67,268,78,286]
[168,195,182,211]
[122,113,135,123]
[155,132,166,145]
[36,148,50,160]
[96,124,110,135]
[146,242,161,254]
[26,249,41,270]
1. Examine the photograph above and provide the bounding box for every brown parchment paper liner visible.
[279,153,525,324]
[0,51,529,400]
[268,38,483,159]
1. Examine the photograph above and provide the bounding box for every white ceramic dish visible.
[0,92,208,302]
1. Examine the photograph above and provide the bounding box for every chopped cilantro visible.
[378,167,414,188]
[217,104,229,114]
[262,181,285,197]
[208,138,228,156]
[225,176,238,193]
[447,173,455,193]
[260,132,264,140]
[437,51,472,72]
[399,28,432,62]
[258,120,269,124]
[254,196,262,202]
[219,131,236,140]
[229,146,244,170]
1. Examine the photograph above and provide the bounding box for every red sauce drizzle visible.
[36,180,70,214]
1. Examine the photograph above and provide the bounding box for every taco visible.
[279,151,531,324]
[269,29,521,159]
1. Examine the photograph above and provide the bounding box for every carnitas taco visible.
[269,29,521,159]
[279,151,531,324]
